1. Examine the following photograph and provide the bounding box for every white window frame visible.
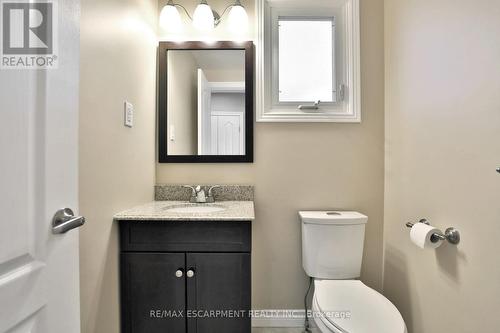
[255,0,360,122]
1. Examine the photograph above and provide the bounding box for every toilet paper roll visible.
[410,223,443,249]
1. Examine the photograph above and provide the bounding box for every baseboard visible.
[251,309,316,328]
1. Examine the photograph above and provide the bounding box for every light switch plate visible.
[124,101,133,127]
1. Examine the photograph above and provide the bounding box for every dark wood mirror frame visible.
[158,41,254,163]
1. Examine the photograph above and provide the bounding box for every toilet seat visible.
[312,280,407,333]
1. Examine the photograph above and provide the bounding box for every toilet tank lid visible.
[299,211,368,225]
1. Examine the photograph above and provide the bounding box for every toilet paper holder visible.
[405,219,460,245]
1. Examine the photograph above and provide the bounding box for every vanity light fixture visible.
[192,0,215,30]
[159,0,248,34]
[226,0,248,35]
[159,0,185,32]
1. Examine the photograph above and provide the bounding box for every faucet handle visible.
[183,185,199,203]
[183,185,197,197]
[183,185,195,193]
[207,185,221,197]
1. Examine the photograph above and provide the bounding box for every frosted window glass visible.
[278,19,334,102]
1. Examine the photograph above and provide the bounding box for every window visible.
[256,0,360,122]
[278,18,335,103]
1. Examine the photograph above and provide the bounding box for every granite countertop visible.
[113,201,255,221]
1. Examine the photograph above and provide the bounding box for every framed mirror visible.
[158,41,254,163]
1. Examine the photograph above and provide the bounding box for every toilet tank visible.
[300,211,368,279]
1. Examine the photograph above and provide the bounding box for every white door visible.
[197,69,211,155]
[210,113,244,155]
[0,0,82,332]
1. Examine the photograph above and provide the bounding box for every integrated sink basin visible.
[163,204,226,214]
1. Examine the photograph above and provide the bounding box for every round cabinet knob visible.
[186,269,195,278]
[175,269,183,278]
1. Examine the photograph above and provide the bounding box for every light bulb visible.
[159,4,183,32]
[193,2,215,31]
[227,4,248,36]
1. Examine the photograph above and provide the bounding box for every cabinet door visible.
[186,253,251,333]
[121,253,186,333]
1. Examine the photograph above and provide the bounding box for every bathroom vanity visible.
[114,186,254,333]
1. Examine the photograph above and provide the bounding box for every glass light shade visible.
[227,4,248,35]
[159,4,183,32]
[193,3,215,31]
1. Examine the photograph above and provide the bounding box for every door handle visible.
[186,269,195,278]
[52,208,85,234]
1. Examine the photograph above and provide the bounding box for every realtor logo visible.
[1,0,58,69]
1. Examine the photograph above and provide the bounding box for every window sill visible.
[256,108,361,123]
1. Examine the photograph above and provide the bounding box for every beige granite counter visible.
[113,201,255,221]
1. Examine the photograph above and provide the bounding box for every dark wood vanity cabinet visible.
[119,220,251,333]
[121,252,187,332]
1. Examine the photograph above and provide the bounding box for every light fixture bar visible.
[160,0,248,33]
[167,0,193,20]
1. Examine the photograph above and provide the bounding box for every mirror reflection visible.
[167,50,246,156]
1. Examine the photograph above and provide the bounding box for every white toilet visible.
[300,211,407,333]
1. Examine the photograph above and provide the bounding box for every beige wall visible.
[204,69,245,82]
[79,0,157,332]
[156,0,386,308]
[384,0,500,332]
[167,51,198,154]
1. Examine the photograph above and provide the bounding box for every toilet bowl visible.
[312,280,407,333]
[299,211,407,333]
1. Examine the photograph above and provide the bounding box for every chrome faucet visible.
[184,185,206,203]
[183,185,221,203]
